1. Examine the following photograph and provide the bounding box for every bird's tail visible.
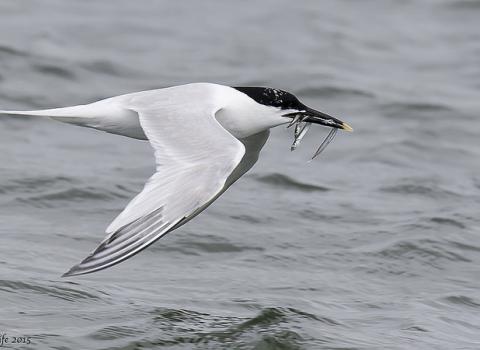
[0,104,91,120]
[0,101,147,140]
[0,104,113,132]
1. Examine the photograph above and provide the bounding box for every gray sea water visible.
[0,1,479,349]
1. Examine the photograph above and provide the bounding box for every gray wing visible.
[63,87,245,277]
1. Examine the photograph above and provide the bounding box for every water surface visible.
[0,1,479,349]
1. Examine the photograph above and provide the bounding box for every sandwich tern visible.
[0,83,352,276]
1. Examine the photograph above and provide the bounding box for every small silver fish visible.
[291,122,311,151]
[287,114,301,128]
[289,115,338,159]
[311,127,337,159]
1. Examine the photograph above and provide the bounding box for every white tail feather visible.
[0,101,146,140]
[0,104,94,118]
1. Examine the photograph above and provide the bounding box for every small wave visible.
[430,217,466,229]
[182,241,263,254]
[247,330,305,349]
[403,325,429,332]
[151,307,311,346]
[229,214,266,224]
[80,60,128,77]
[444,295,480,308]
[86,306,336,348]
[371,239,471,264]
[28,188,115,201]
[166,236,264,254]
[0,44,28,57]
[380,182,460,199]
[101,329,305,350]
[0,176,76,194]
[237,307,286,329]
[17,186,129,207]
[0,279,104,302]
[33,63,76,80]
[0,176,75,194]
[152,308,209,323]
[298,209,341,221]
[448,240,480,253]
[90,325,139,341]
[254,173,329,192]
[286,307,340,325]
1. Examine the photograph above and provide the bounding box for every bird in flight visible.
[0,83,352,277]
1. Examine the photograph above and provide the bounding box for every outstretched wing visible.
[63,85,245,277]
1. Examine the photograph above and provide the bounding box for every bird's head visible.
[233,86,352,158]
[233,86,353,132]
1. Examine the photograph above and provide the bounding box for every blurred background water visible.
[0,0,479,349]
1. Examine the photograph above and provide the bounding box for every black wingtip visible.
[61,263,89,278]
[61,267,78,278]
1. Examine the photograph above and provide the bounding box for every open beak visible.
[284,105,352,158]
[303,107,353,131]
[288,107,353,132]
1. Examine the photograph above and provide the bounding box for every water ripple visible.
[17,187,128,207]
[0,175,76,194]
[90,325,140,341]
[121,307,321,348]
[33,64,76,80]
[444,295,480,308]
[371,239,471,264]
[430,217,466,229]
[0,1,479,349]
[80,60,131,77]
[0,44,28,57]
[253,173,330,192]
[380,182,460,199]
[0,279,105,302]
[155,236,264,255]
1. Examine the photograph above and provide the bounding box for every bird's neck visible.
[215,88,287,139]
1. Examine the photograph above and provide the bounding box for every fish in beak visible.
[285,106,353,159]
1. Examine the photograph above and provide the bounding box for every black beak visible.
[287,106,353,132]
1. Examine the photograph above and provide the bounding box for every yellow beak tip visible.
[341,122,353,132]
